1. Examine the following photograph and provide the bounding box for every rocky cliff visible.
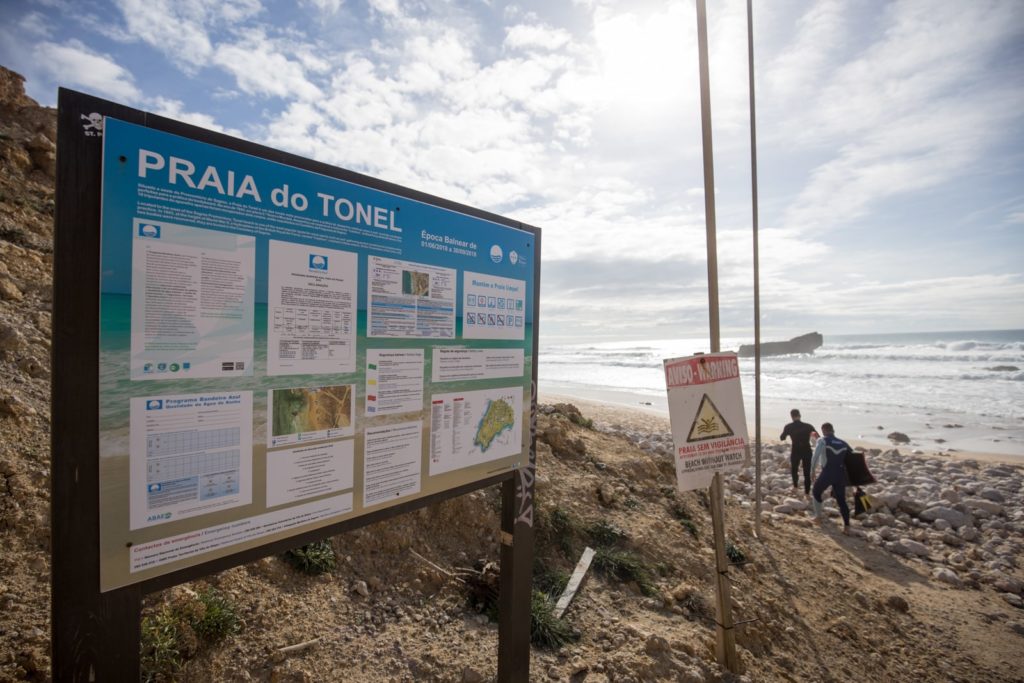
[0,65,57,681]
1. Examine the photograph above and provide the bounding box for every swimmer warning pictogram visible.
[686,394,734,442]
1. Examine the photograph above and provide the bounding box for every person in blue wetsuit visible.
[780,409,817,496]
[810,422,852,534]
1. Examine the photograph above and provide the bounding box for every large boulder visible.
[919,506,967,528]
[963,498,1003,516]
[978,488,1005,503]
[932,567,962,587]
[897,499,927,517]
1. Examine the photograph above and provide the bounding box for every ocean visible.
[539,330,1024,459]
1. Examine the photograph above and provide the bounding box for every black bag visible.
[845,450,877,486]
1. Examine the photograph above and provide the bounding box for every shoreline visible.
[539,389,1023,467]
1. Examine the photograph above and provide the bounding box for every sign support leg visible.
[52,581,141,681]
[709,472,738,672]
[497,472,534,682]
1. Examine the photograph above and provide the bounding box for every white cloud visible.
[213,30,323,100]
[367,0,400,19]
[504,23,571,51]
[303,0,344,13]
[801,274,1024,330]
[18,11,51,37]
[113,0,214,68]
[764,0,847,102]
[33,39,141,102]
[148,97,242,137]
[112,0,263,69]
[766,0,1024,239]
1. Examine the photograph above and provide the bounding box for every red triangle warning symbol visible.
[686,394,734,442]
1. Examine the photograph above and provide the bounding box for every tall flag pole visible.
[746,0,763,539]
[695,0,738,672]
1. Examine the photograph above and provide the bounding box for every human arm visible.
[810,438,826,476]
[780,423,790,441]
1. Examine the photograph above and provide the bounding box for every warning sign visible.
[663,352,748,492]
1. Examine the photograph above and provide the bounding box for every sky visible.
[2,0,1022,343]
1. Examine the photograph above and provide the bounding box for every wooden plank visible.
[553,547,595,619]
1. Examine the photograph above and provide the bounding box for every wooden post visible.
[52,89,144,681]
[709,473,738,671]
[497,475,534,682]
[696,0,739,671]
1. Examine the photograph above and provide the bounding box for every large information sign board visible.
[663,352,749,492]
[91,117,537,591]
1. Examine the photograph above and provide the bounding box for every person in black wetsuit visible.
[780,409,817,495]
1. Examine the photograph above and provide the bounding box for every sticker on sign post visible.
[664,352,749,492]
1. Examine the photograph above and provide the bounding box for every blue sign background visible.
[99,118,535,316]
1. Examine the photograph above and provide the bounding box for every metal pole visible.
[696,0,737,673]
[696,0,720,356]
[746,0,763,539]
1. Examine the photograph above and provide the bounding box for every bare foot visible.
[842,526,850,536]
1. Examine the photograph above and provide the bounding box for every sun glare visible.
[593,4,693,108]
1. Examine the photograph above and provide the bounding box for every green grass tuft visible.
[141,609,185,682]
[568,413,594,429]
[584,518,627,547]
[283,540,337,574]
[725,541,746,564]
[547,506,579,557]
[141,587,241,682]
[192,588,241,643]
[533,561,570,599]
[592,547,660,597]
[530,590,579,649]
[668,500,700,538]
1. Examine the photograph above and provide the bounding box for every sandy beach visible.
[539,390,1022,466]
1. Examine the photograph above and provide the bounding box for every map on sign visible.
[268,385,355,447]
[429,387,524,475]
[475,398,516,452]
[686,394,734,442]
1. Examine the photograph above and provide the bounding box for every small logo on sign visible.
[139,223,160,238]
[81,112,103,136]
[490,245,503,263]
[146,399,163,410]
[309,254,328,270]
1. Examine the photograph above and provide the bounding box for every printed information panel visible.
[663,353,749,492]
[98,117,537,590]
